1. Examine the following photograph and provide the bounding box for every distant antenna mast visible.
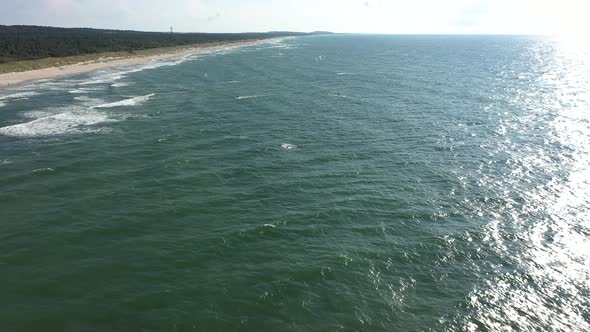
[170,26,173,34]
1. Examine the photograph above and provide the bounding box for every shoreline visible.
[0,37,290,88]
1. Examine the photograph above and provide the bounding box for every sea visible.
[1,35,589,331]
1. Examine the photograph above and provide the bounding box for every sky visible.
[1,0,589,35]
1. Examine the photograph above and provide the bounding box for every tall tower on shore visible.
[170,26,173,34]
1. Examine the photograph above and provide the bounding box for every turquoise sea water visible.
[1,35,589,331]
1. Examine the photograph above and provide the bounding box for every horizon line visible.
[0,24,557,37]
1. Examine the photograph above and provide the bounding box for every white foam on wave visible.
[115,57,192,76]
[210,47,240,56]
[129,56,192,72]
[80,74,124,85]
[219,80,240,84]
[281,143,297,150]
[93,93,155,108]
[22,110,59,119]
[77,57,190,87]
[32,168,55,173]
[0,91,40,101]
[20,92,108,122]
[265,44,296,50]
[0,101,5,108]
[21,95,104,120]
[38,81,78,91]
[73,96,93,102]
[4,84,39,91]
[236,95,261,100]
[337,72,355,76]
[75,95,104,104]
[69,87,104,94]
[0,109,116,137]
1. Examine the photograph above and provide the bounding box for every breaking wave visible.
[0,110,116,137]
[93,93,155,108]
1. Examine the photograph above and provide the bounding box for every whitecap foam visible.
[117,57,191,75]
[5,84,38,91]
[79,78,122,85]
[80,72,124,85]
[0,91,40,101]
[77,58,188,87]
[0,110,115,137]
[69,87,104,94]
[132,58,188,71]
[73,96,105,106]
[22,110,60,119]
[22,96,104,119]
[219,81,240,84]
[111,82,130,88]
[32,168,55,173]
[337,72,355,76]
[280,143,297,150]
[266,45,296,50]
[236,95,260,100]
[73,96,93,102]
[38,81,76,91]
[0,101,5,108]
[93,93,155,108]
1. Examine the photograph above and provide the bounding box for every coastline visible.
[0,37,290,88]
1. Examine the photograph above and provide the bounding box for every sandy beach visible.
[0,37,288,87]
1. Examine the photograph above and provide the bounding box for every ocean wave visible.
[73,96,93,102]
[219,80,240,84]
[32,168,55,173]
[93,93,155,108]
[0,101,5,107]
[22,96,105,119]
[265,44,296,50]
[128,57,191,72]
[68,87,104,94]
[79,74,124,85]
[38,81,77,91]
[0,110,116,137]
[75,96,106,105]
[236,95,260,100]
[111,82,130,88]
[78,58,189,87]
[22,110,60,119]
[114,57,191,76]
[280,143,297,150]
[0,91,40,101]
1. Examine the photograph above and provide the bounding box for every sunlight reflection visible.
[461,36,590,331]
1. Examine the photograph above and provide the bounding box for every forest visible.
[0,25,311,63]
